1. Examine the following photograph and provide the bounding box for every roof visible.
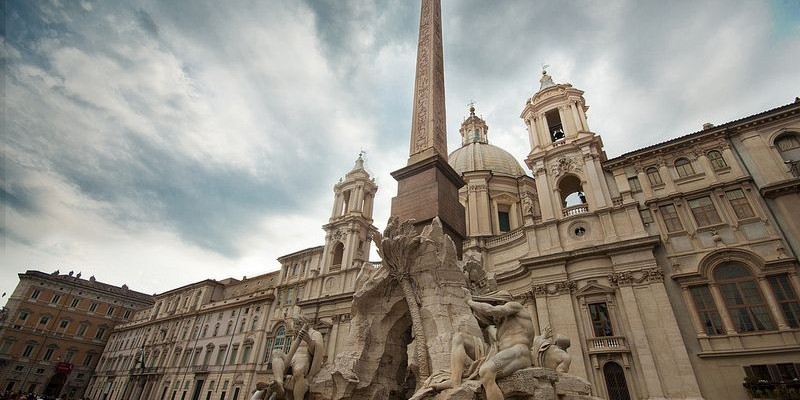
[448,142,527,177]
[605,100,800,167]
[21,270,154,304]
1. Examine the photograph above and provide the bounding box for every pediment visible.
[575,281,614,297]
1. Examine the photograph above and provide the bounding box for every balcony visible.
[129,367,160,375]
[192,365,209,373]
[587,336,629,354]
[562,204,588,217]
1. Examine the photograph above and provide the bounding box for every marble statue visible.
[466,288,535,400]
[248,382,277,400]
[270,309,324,400]
[531,326,572,373]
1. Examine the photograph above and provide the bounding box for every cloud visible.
[2,0,799,303]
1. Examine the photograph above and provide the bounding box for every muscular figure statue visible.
[270,314,324,400]
[466,288,535,400]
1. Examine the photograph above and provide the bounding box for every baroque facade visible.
[87,84,800,400]
[0,270,153,398]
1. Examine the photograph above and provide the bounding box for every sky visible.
[2,0,799,305]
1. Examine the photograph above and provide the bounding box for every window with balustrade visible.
[589,303,614,337]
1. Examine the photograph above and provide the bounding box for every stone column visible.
[708,283,738,334]
[789,271,800,300]
[635,164,655,199]
[326,318,340,362]
[758,277,789,330]
[538,113,550,145]
[570,102,583,132]
[657,159,677,192]
[526,119,539,149]
[616,285,666,398]
[720,142,744,176]
[534,168,555,221]
[681,286,707,336]
[577,104,589,131]
[583,154,608,209]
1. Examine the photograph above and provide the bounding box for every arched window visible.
[213,324,220,337]
[646,167,663,186]
[775,133,800,177]
[707,150,727,170]
[776,133,800,153]
[201,325,208,338]
[225,322,233,336]
[674,158,694,177]
[714,263,775,332]
[273,326,286,352]
[331,243,344,271]
[239,319,246,333]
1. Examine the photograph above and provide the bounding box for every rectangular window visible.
[22,345,35,358]
[640,209,654,225]
[287,289,294,305]
[646,167,663,186]
[725,189,755,219]
[241,345,252,364]
[0,340,13,354]
[768,274,800,329]
[690,286,725,335]
[18,311,29,321]
[83,354,94,366]
[59,320,69,329]
[545,109,564,141]
[39,316,50,325]
[659,204,683,232]
[95,327,106,340]
[65,350,76,363]
[588,303,614,337]
[70,298,80,308]
[215,348,226,365]
[43,348,55,361]
[106,307,115,316]
[628,177,642,192]
[123,310,131,319]
[498,211,511,232]
[31,289,41,300]
[89,303,98,312]
[228,346,238,365]
[51,294,62,304]
[77,325,88,336]
[688,197,722,227]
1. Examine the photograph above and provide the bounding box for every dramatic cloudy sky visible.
[2,0,799,303]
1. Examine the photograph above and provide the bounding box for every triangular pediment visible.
[575,281,614,297]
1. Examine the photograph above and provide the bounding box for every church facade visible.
[85,87,800,400]
[82,1,800,398]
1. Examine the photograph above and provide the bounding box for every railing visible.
[129,367,159,375]
[486,227,525,248]
[587,336,628,353]
[562,204,588,217]
[787,160,800,178]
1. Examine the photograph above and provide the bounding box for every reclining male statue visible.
[269,310,324,400]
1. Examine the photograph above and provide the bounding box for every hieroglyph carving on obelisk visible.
[408,0,447,163]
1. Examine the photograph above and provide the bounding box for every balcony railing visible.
[562,204,588,217]
[587,336,629,353]
[192,365,208,373]
[129,366,159,375]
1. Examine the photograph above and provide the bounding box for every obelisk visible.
[390,0,465,252]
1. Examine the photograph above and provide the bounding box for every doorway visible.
[603,361,632,400]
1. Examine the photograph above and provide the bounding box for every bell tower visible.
[520,69,613,222]
[322,153,378,274]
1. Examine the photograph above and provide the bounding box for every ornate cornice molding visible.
[531,279,577,297]
[608,267,664,287]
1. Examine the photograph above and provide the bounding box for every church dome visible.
[447,105,526,177]
[448,142,526,177]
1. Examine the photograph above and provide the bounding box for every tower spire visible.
[408,0,447,164]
